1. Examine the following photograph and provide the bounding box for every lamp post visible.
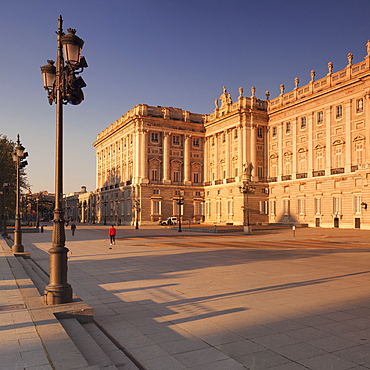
[12,135,28,254]
[174,192,184,233]
[1,183,10,237]
[103,200,107,225]
[40,16,87,305]
[133,199,140,229]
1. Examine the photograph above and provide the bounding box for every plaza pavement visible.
[2,224,370,369]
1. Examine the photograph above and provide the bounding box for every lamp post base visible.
[12,230,24,253]
[44,284,73,305]
[243,225,252,235]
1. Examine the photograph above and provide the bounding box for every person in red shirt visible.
[108,225,116,245]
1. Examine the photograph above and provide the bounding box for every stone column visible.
[141,130,149,183]
[225,130,231,179]
[204,137,209,182]
[345,100,352,172]
[163,132,171,184]
[278,123,283,179]
[184,134,191,184]
[308,114,313,176]
[292,119,297,177]
[214,134,219,180]
[238,126,243,179]
[250,122,257,180]
[325,107,332,175]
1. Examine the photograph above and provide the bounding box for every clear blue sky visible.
[1,0,370,194]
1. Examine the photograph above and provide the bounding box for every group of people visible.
[68,222,117,247]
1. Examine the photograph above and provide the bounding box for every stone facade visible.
[267,44,370,229]
[90,40,370,229]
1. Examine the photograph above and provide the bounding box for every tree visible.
[0,134,29,219]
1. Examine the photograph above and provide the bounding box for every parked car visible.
[160,217,178,226]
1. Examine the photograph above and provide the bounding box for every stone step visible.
[83,322,141,370]
[60,318,119,370]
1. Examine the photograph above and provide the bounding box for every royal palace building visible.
[90,40,370,229]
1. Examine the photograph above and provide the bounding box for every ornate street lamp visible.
[133,199,140,229]
[174,191,184,233]
[12,135,28,254]
[40,16,87,305]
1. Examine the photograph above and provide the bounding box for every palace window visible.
[194,202,204,216]
[151,200,161,215]
[172,135,180,145]
[193,138,200,147]
[298,150,307,173]
[314,198,321,214]
[336,105,343,119]
[227,200,234,215]
[234,129,238,139]
[222,133,226,143]
[355,141,364,165]
[173,171,180,182]
[153,189,160,194]
[356,98,364,113]
[297,198,305,215]
[151,133,159,143]
[317,111,323,124]
[272,126,277,137]
[285,122,291,134]
[333,196,341,215]
[151,169,158,181]
[301,117,307,129]
[353,195,362,214]
[257,128,263,138]
[259,201,268,215]
[283,199,290,216]
[333,146,343,168]
[284,154,292,175]
[315,148,324,170]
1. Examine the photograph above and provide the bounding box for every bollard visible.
[292,225,296,237]
[41,225,44,233]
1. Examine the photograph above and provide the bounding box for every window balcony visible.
[313,170,325,177]
[331,167,345,175]
[282,175,292,181]
[296,173,307,179]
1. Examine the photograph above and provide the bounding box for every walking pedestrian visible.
[108,225,116,246]
[71,222,76,236]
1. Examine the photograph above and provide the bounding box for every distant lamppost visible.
[133,199,140,229]
[36,197,40,229]
[12,135,28,254]
[103,200,108,225]
[174,191,184,233]
[40,16,87,305]
[1,183,10,237]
